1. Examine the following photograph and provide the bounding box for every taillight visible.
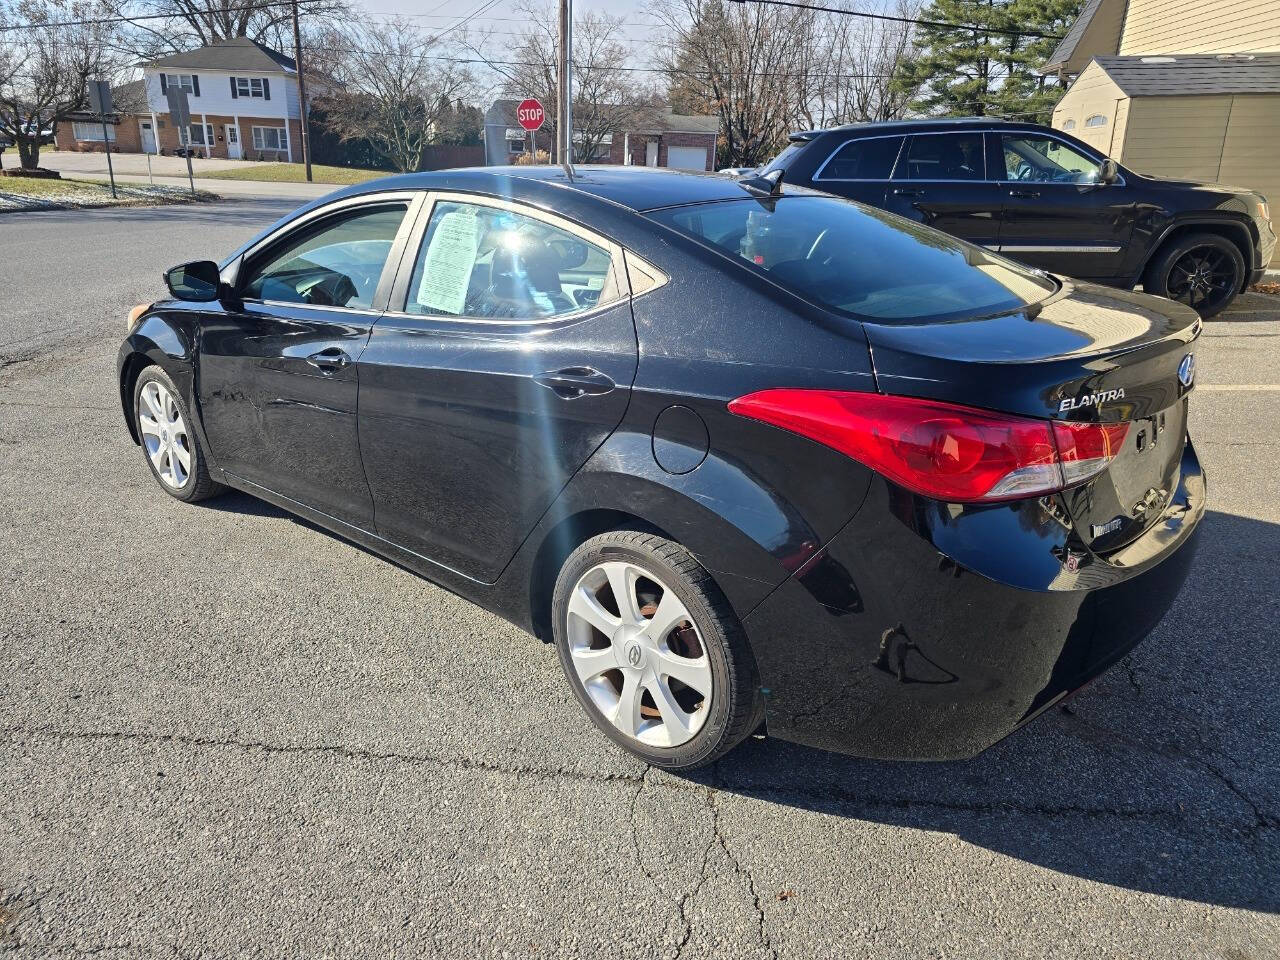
[728,389,1129,503]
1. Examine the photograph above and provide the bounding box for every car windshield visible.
[648,196,1056,322]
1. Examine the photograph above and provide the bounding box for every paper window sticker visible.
[416,208,482,315]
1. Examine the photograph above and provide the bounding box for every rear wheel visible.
[1144,232,1245,318]
[552,530,763,770]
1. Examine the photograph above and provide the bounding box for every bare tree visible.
[102,0,352,62]
[0,0,121,170]
[798,0,919,128]
[657,0,818,168]
[312,18,472,173]
[475,2,660,164]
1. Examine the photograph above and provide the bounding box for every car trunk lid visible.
[863,280,1201,550]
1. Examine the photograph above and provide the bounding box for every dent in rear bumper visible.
[742,441,1205,761]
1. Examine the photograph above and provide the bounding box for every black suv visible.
[763,118,1275,317]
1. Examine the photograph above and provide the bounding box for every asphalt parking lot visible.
[2,198,1278,958]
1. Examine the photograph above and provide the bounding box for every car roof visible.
[789,117,1019,140]
[329,165,760,214]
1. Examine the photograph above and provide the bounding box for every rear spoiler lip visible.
[787,130,824,143]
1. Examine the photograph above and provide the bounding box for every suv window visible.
[896,133,985,181]
[242,204,407,309]
[648,196,1055,322]
[816,136,904,180]
[403,200,616,319]
[1001,134,1102,184]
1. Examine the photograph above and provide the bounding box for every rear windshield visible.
[647,196,1056,322]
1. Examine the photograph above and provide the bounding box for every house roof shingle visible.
[146,36,295,73]
[1093,53,1280,96]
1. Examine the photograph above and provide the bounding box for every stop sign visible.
[516,98,545,132]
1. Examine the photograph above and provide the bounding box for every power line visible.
[726,0,1065,40]
[0,0,329,32]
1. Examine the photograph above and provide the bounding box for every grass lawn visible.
[202,162,390,185]
[0,175,217,211]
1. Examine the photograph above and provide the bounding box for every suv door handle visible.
[892,187,924,197]
[1008,189,1041,199]
[534,367,615,399]
[305,347,351,372]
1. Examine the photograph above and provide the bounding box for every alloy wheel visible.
[565,561,713,748]
[138,380,191,489]
[1166,246,1237,314]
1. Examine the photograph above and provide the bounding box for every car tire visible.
[1143,232,1245,319]
[552,529,764,770]
[132,365,223,503]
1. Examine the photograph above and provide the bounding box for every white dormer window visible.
[1063,119,1076,130]
[235,77,266,98]
[1085,114,1107,127]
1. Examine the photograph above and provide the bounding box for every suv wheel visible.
[551,530,764,770]
[1144,232,1245,319]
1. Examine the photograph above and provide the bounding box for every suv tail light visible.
[728,390,1129,503]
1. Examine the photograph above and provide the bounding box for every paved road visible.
[33,151,341,200]
[1,202,1277,958]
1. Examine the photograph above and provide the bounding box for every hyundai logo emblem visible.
[627,644,642,667]
[1178,353,1196,388]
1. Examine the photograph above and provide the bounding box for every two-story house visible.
[55,37,313,162]
[1044,0,1280,263]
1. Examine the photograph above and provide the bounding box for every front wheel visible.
[1144,232,1245,318]
[551,530,764,770]
[132,365,224,503]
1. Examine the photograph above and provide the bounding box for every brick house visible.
[54,37,318,162]
[483,99,719,170]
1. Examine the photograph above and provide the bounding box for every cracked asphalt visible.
[2,200,1278,958]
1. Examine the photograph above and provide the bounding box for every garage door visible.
[666,145,707,171]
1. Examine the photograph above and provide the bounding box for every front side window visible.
[72,121,115,141]
[648,196,1055,322]
[241,205,408,309]
[252,126,288,151]
[1001,134,1102,184]
[403,200,616,319]
[816,136,903,180]
[187,123,213,145]
[897,133,984,181]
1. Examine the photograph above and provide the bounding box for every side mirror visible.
[1097,158,1119,185]
[164,260,222,302]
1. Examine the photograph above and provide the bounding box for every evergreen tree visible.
[893,0,1082,124]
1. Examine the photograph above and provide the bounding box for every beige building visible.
[1044,0,1280,262]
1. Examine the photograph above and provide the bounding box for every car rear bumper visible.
[742,438,1205,760]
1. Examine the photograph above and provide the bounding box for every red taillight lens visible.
[1053,419,1130,486]
[728,389,1128,503]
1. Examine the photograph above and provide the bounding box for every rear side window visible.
[402,200,617,319]
[815,137,904,180]
[896,133,985,181]
[648,196,1055,322]
[242,205,407,309]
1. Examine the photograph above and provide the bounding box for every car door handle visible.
[305,347,351,372]
[534,367,615,399]
[892,188,924,197]
[1008,189,1041,199]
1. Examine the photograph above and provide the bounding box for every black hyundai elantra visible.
[118,166,1204,769]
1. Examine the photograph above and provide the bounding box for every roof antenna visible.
[558,0,576,180]
[737,168,783,198]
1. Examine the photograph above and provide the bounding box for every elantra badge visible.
[1178,353,1196,388]
[1059,388,1125,413]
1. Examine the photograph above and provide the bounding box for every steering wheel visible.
[1013,162,1035,181]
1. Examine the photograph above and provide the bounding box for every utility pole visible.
[557,0,573,178]
[290,0,313,182]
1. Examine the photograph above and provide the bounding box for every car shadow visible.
[200,486,1278,912]
[684,508,1279,913]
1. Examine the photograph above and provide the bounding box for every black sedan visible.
[117,167,1205,769]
